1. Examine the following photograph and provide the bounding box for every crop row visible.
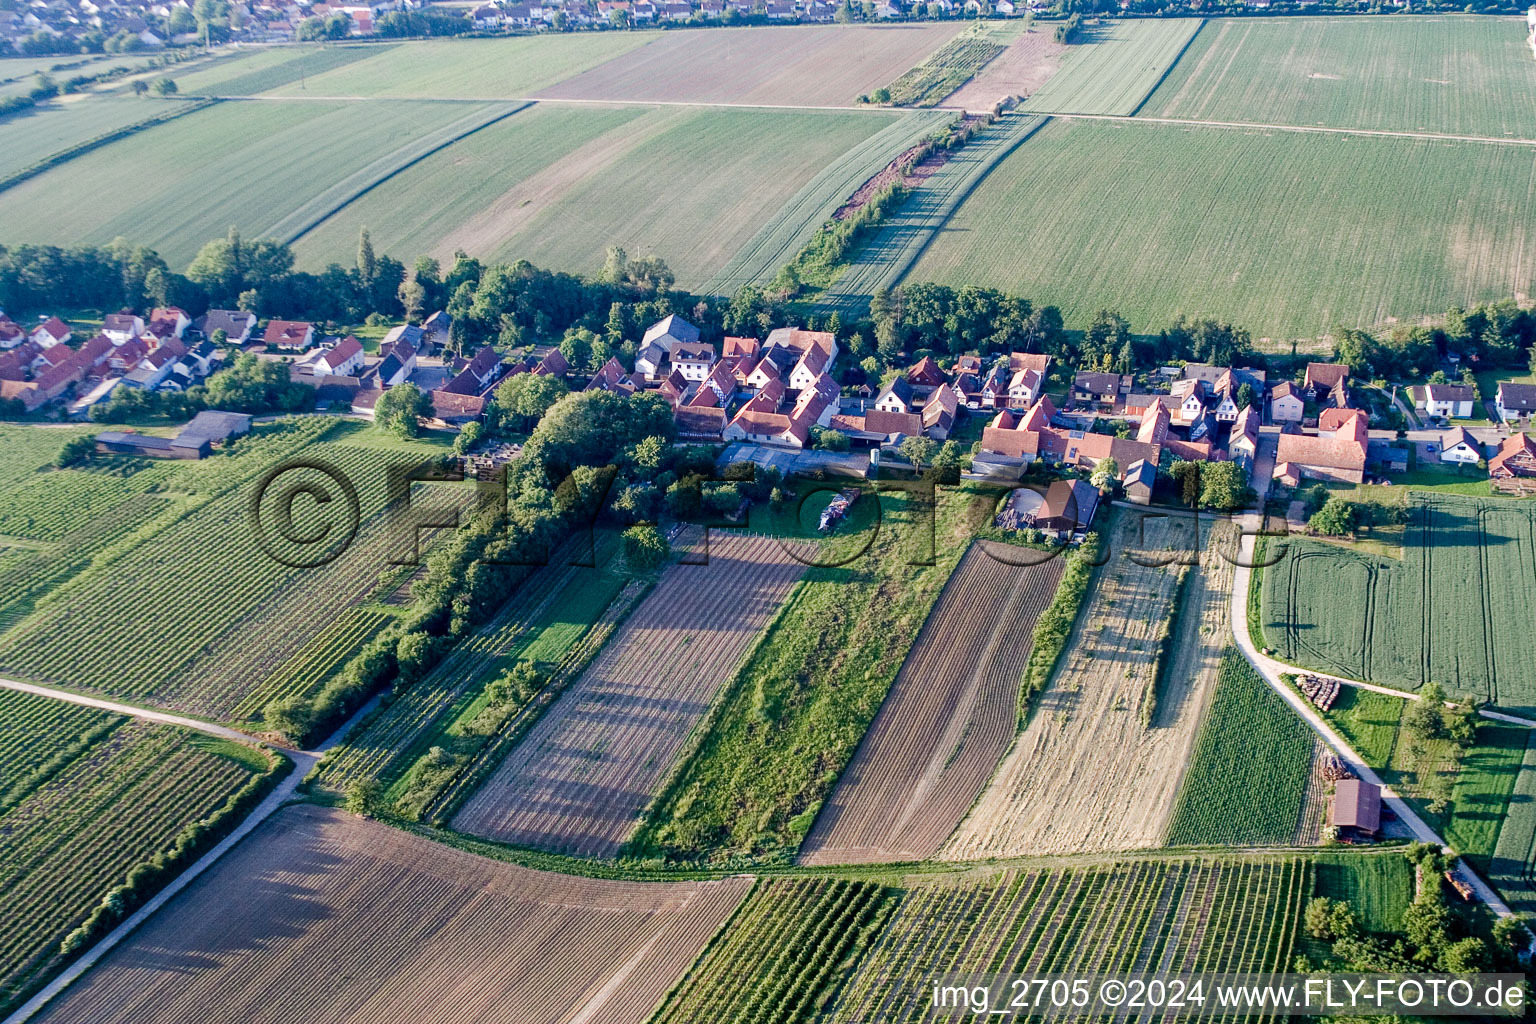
[706,109,953,295]
[1489,731,1536,916]
[318,534,604,791]
[230,607,394,722]
[0,722,252,1007]
[0,688,121,810]
[1165,649,1314,846]
[0,470,166,543]
[653,878,884,1024]
[0,430,413,711]
[822,858,1311,1023]
[884,37,1006,107]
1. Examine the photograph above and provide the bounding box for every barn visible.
[1330,778,1381,840]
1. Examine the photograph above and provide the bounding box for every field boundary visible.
[272,100,531,244]
[1125,18,1205,118]
[0,99,216,196]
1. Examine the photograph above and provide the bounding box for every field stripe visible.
[269,100,530,244]
[705,109,952,295]
[816,112,1048,314]
[1127,18,1206,117]
[0,99,216,196]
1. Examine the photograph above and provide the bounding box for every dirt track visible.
[32,805,749,1024]
[798,542,1064,865]
[452,533,804,858]
[941,513,1233,860]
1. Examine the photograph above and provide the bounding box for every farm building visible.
[193,309,256,345]
[1032,479,1100,536]
[1072,371,1127,411]
[177,410,252,448]
[1272,412,1367,485]
[95,430,209,459]
[1489,433,1536,479]
[1303,362,1350,406]
[1329,778,1381,840]
[1123,458,1156,505]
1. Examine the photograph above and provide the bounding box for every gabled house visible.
[194,309,256,345]
[1123,458,1157,505]
[1439,427,1482,465]
[921,385,959,440]
[979,366,1009,409]
[641,314,700,354]
[671,341,716,382]
[1009,351,1051,376]
[907,356,947,389]
[951,355,984,377]
[1317,407,1367,438]
[101,312,144,344]
[586,356,639,397]
[1413,383,1476,419]
[951,372,983,409]
[263,320,315,352]
[30,316,71,349]
[1228,405,1259,468]
[148,306,190,339]
[1270,381,1304,424]
[1006,367,1043,410]
[422,311,451,355]
[315,336,365,377]
[744,357,782,392]
[874,376,915,414]
[635,342,668,380]
[1272,410,1367,485]
[377,336,418,388]
[1072,371,1124,410]
[1495,382,1536,423]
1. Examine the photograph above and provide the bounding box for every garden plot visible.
[941,511,1227,861]
[33,805,750,1024]
[798,542,1064,865]
[452,532,805,857]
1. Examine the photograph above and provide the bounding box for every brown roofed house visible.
[1330,778,1381,838]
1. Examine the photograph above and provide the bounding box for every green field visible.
[171,44,395,97]
[292,103,644,266]
[261,33,654,98]
[1144,15,1536,139]
[1264,494,1536,714]
[904,117,1536,339]
[0,97,197,179]
[1312,853,1416,934]
[0,690,258,1010]
[1166,649,1314,846]
[884,35,1006,107]
[0,99,509,265]
[1020,17,1202,115]
[1489,731,1536,916]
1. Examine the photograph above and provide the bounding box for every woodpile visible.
[1320,755,1352,783]
[1297,673,1341,711]
[1444,871,1475,901]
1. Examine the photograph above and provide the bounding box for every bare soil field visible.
[941,512,1234,860]
[940,29,1069,111]
[34,805,750,1024]
[452,532,805,857]
[798,542,1065,865]
[535,24,962,106]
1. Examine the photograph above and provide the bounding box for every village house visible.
[314,336,365,377]
[377,336,418,388]
[263,320,316,352]
[1411,383,1476,420]
[585,356,640,397]
[1032,479,1100,537]
[721,372,839,448]
[1006,367,1044,410]
[906,356,947,389]
[873,376,916,414]
[1269,381,1304,424]
[1438,426,1482,465]
[30,316,72,349]
[101,312,145,344]
[1495,381,1536,423]
[148,307,191,340]
[1317,408,1367,439]
[1071,371,1126,411]
[193,309,257,345]
[670,341,716,382]
[1228,405,1259,470]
